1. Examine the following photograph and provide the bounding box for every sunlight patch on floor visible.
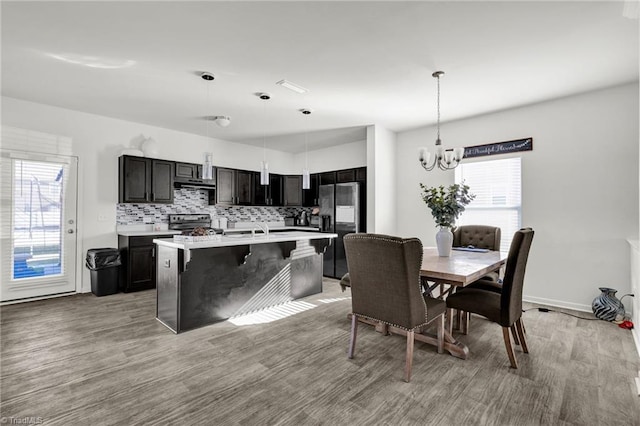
[229,300,317,326]
[317,296,351,304]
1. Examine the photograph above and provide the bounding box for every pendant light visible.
[301,109,312,189]
[201,72,215,180]
[258,93,271,185]
[418,71,465,171]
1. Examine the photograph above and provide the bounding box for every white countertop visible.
[117,226,319,237]
[118,230,182,237]
[154,231,337,250]
[224,226,321,233]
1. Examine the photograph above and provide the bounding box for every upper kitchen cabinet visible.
[236,170,253,205]
[283,175,302,206]
[254,173,283,206]
[319,171,336,185]
[119,156,174,204]
[175,162,200,180]
[216,168,253,205]
[302,173,319,207]
[336,169,356,183]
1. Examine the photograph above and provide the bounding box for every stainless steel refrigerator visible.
[319,182,360,278]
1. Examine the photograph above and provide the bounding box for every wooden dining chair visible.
[344,233,446,382]
[445,228,534,369]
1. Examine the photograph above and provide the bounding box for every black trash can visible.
[86,248,121,296]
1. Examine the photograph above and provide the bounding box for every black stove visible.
[168,214,212,231]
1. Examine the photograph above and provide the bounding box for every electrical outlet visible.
[98,214,107,222]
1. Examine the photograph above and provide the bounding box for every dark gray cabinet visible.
[303,173,320,207]
[254,173,283,206]
[119,156,174,204]
[151,160,174,203]
[175,162,201,180]
[336,169,356,183]
[283,175,302,206]
[236,170,253,205]
[118,234,174,292]
[216,168,253,205]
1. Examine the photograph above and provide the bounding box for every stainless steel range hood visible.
[173,167,216,189]
[173,179,216,190]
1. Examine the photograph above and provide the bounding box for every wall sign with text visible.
[463,138,533,159]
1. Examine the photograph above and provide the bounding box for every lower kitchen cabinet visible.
[118,234,174,292]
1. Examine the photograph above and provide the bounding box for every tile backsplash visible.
[116,188,311,225]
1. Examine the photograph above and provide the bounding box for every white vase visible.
[436,227,453,257]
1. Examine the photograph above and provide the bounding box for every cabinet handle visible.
[152,247,155,257]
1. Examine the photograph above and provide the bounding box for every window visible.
[455,157,521,251]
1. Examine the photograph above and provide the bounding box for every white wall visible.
[366,125,397,234]
[1,97,371,294]
[292,140,366,173]
[0,97,295,293]
[396,83,639,311]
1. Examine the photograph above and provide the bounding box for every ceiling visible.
[2,1,638,153]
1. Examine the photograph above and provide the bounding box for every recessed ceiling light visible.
[276,79,309,94]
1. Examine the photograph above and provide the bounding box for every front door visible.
[0,151,78,302]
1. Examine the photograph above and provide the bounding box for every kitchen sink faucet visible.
[252,221,269,237]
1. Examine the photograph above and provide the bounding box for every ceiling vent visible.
[276,79,308,94]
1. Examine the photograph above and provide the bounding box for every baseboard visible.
[633,327,640,359]
[0,291,76,306]
[523,295,592,313]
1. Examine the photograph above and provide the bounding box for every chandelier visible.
[418,71,464,171]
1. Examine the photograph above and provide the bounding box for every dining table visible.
[415,247,508,359]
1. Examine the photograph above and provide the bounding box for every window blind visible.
[455,157,522,251]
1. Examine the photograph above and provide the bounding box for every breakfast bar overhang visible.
[153,232,337,333]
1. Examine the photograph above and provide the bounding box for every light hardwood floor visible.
[1,278,639,425]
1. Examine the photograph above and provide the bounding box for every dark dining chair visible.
[445,228,534,369]
[344,233,446,382]
[453,225,501,282]
[453,224,502,251]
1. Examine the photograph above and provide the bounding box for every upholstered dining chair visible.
[344,233,446,382]
[445,228,534,369]
[453,225,501,282]
[461,228,533,344]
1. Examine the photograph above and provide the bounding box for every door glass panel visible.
[12,159,66,279]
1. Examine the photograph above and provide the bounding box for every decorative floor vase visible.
[436,227,453,257]
[592,287,625,322]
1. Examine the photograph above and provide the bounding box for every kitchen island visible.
[153,231,337,333]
